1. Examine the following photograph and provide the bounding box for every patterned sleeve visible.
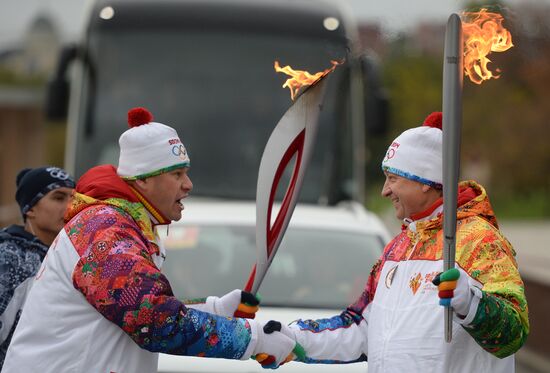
[0,239,36,318]
[0,240,36,363]
[457,219,529,358]
[289,259,383,364]
[69,210,253,359]
[0,240,19,316]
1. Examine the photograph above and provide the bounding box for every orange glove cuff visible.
[438,280,457,291]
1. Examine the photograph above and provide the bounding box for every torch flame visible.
[274,60,341,100]
[461,8,513,84]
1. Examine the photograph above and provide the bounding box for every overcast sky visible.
[0,0,545,49]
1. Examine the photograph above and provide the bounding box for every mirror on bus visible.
[360,53,389,136]
[45,44,78,121]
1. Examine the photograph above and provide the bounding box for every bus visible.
[46,0,388,205]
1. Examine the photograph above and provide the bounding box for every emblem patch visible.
[409,272,422,295]
[385,265,398,288]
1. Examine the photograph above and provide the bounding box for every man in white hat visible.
[2,108,295,373]
[264,112,529,372]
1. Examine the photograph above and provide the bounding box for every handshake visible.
[250,320,304,369]
[189,289,303,369]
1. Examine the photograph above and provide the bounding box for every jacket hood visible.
[76,164,139,203]
[65,165,166,242]
[456,181,499,228]
[416,180,498,231]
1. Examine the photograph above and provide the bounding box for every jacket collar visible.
[404,205,444,232]
[3,224,36,241]
[403,180,496,232]
[0,224,48,252]
[128,185,170,226]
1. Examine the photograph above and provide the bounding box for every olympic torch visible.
[442,13,463,343]
[244,74,329,295]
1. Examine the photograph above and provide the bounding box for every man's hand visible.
[432,267,473,317]
[186,289,260,318]
[254,320,306,367]
[213,289,260,319]
[233,291,260,319]
[253,320,296,369]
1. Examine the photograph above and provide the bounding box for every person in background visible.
[266,112,529,373]
[0,166,75,367]
[2,108,294,373]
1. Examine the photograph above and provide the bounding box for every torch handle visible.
[442,13,464,343]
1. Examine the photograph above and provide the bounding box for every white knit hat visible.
[117,107,190,180]
[381,112,443,188]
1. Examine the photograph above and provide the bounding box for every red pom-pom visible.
[128,107,153,128]
[423,112,442,130]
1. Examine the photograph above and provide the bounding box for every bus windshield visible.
[77,29,351,202]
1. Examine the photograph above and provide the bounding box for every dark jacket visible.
[0,225,48,367]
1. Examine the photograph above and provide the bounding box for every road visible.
[499,220,550,284]
[517,360,547,373]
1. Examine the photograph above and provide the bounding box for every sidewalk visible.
[516,347,550,373]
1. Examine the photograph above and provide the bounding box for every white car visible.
[157,199,391,373]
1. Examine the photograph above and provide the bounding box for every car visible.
[157,198,392,373]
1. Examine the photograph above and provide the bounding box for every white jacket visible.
[291,258,514,372]
[289,185,529,373]
[3,228,162,373]
[2,202,257,373]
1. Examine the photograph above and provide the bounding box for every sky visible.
[0,0,86,49]
[343,0,464,33]
[0,0,546,50]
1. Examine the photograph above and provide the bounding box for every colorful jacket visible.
[2,165,257,373]
[0,225,48,368]
[290,181,529,373]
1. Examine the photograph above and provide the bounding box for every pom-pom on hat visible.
[117,107,190,180]
[381,112,443,188]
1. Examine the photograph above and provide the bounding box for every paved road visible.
[517,360,546,373]
[502,221,550,373]
[499,220,550,284]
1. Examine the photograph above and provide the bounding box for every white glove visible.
[186,289,259,318]
[451,268,474,317]
[277,322,298,340]
[433,267,474,317]
[211,289,242,317]
[266,321,307,362]
[252,320,296,368]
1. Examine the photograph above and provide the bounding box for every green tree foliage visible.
[0,66,45,87]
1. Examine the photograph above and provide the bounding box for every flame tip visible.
[274,59,343,100]
[462,8,513,84]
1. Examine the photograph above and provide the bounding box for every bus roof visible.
[88,0,353,43]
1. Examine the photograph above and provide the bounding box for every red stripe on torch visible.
[244,264,256,293]
[244,129,305,293]
[266,129,305,257]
